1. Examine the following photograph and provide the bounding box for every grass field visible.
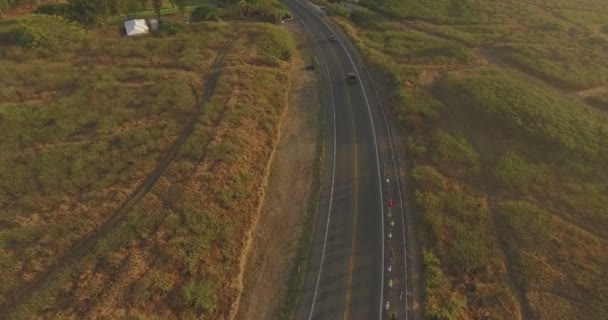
[355,0,608,89]
[327,1,608,319]
[0,15,295,318]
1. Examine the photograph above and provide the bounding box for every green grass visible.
[360,0,481,23]
[557,9,608,26]
[438,72,608,160]
[434,70,608,319]
[356,0,608,89]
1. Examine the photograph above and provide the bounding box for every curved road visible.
[284,1,410,319]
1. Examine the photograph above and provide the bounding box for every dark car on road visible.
[346,72,357,84]
[329,35,337,43]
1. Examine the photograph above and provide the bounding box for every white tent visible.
[124,19,149,36]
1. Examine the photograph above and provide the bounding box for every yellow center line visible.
[344,93,359,320]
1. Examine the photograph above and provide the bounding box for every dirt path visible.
[0,39,237,318]
[575,84,608,98]
[591,24,608,42]
[233,22,322,320]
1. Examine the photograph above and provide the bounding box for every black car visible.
[346,72,357,84]
[328,35,337,43]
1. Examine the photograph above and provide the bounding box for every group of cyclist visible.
[383,164,398,320]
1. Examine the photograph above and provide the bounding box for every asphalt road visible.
[284,1,410,319]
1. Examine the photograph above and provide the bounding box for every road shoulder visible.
[234,21,323,320]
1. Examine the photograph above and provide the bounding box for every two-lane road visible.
[285,1,410,319]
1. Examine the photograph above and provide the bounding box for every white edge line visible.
[338,20,410,320]
[289,0,386,318]
[288,9,338,320]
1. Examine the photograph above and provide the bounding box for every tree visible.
[151,0,162,19]
[174,0,186,16]
[139,0,146,9]
[124,0,140,18]
[113,0,140,18]
[1,0,40,18]
[0,0,7,19]
[67,0,116,25]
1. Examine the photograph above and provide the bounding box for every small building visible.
[148,18,159,32]
[124,19,149,36]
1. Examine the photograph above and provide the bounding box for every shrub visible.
[257,26,296,65]
[495,200,555,247]
[350,8,375,25]
[190,4,222,22]
[11,15,86,49]
[491,151,539,189]
[249,0,292,24]
[34,3,71,17]
[423,250,467,320]
[412,165,449,193]
[430,130,480,178]
[325,4,350,17]
[159,20,190,36]
[183,281,216,314]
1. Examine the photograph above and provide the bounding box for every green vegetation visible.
[11,15,86,49]
[557,9,608,26]
[256,24,296,66]
[423,250,466,320]
[190,3,222,21]
[0,14,295,319]
[588,91,608,109]
[355,0,608,88]
[329,1,608,319]
[360,0,480,23]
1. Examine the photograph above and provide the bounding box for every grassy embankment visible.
[324,1,608,319]
[0,14,296,318]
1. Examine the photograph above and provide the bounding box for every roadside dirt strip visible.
[234,22,323,320]
[0,38,236,318]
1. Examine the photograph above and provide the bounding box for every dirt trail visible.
[0,39,236,318]
[575,84,608,98]
[233,22,322,320]
[591,24,608,42]
[489,200,535,320]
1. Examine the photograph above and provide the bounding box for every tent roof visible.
[124,19,149,36]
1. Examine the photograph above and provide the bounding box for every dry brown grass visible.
[0,19,297,319]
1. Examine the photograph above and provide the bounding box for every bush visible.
[11,15,86,49]
[158,20,190,36]
[350,8,375,25]
[325,4,350,17]
[430,130,480,178]
[491,151,539,189]
[183,281,216,314]
[34,3,71,17]
[249,1,292,23]
[495,200,555,247]
[190,4,222,22]
[257,26,296,65]
[423,250,467,320]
